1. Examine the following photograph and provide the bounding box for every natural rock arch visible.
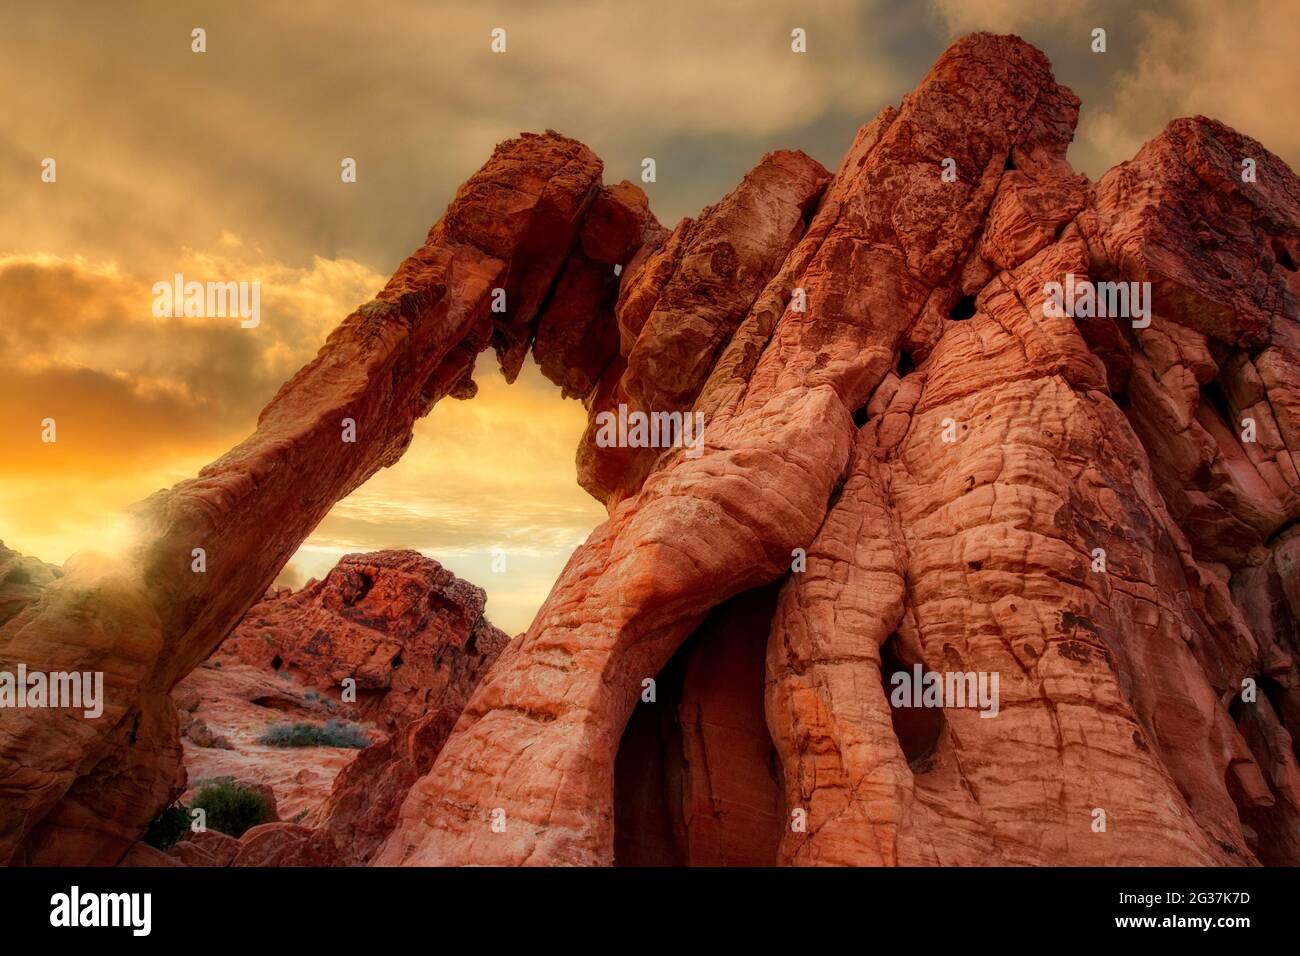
[0,131,619,863]
[4,32,1300,868]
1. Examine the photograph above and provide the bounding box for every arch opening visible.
[613,582,784,866]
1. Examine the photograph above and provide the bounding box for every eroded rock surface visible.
[172,660,361,826]
[226,556,508,866]
[5,32,1300,868]
[379,33,1300,868]
[220,551,504,730]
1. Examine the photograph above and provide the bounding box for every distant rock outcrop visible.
[223,554,508,866]
[148,552,508,866]
[0,542,60,628]
[220,551,507,730]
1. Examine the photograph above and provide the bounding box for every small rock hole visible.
[949,295,977,321]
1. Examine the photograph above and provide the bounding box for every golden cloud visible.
[1079,0,1300,174]
[0,245,604,633]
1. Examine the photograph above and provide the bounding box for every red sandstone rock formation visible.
[0,542,60,629]
[230,644,504,867]
[576,151,831,505]
[216,553,508,866]
[533,180,665,399]
[172,660,359,824]
[5,32,1300,868]
[219,551,505,730]
[377,34,1300,867]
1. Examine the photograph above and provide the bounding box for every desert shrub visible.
[318,718,370,748]
[257,719,369,749]
[304,689,320,703]
[257,721,320,747]
[142,802,191,850]
[189,777,271,838]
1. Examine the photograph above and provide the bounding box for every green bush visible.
[257,718,369,749]
[189,777,272,838]
[142,802,191,850]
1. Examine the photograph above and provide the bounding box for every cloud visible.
[0,244,384,560]
[929,0,1091,33]
[0,1,909,268]
[1078,0,1300,175]
[0,246,383,441]
[273,563,307,592]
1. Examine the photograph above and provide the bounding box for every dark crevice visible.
[613,640,689,867]
[880,635,945,769]
[799,184,825,232]
[948,295,977,322]
[1227,688,1246,723]
[1262,514,1300,549]
[342,571,374,607]
[1272,238,1297,272]
[1200,378,1235,430]
[1258,673,1288,721]
[613,583,784,866]
[825,481,845,513]
[897,349,916,378]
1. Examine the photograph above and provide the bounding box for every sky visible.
[2,0,1299,633]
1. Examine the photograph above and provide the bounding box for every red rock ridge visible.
[0,131,600,865]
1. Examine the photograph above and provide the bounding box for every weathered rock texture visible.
[377,34,1300,867]
[219,551,504,730]
[225,555,508,866]
[4,32,1300,867]
[173,659,360,826]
